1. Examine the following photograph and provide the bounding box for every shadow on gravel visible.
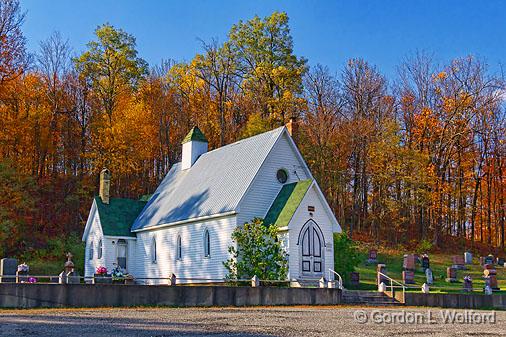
[0,314,279,337]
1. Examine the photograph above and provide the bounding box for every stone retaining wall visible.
[0,284,342,308]
[405,292,506,309]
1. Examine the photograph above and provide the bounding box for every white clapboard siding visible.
[287,184,335,280]
[237,132,310,227]
[131,215,237,284]
[84,208,106,278]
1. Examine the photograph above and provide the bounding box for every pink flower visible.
[96,266,107,275]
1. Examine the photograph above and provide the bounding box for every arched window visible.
[203,229,210,257]
[151,237,157,264]
[97,239,103,259]
[176,235,182,260]
[89,241,94,260]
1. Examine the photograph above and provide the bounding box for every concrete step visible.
[342,290,402,306]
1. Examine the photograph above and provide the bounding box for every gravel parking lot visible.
[0,306,505,337]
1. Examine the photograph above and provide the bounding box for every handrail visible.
[378,271,405,303]
[328,269,344,290]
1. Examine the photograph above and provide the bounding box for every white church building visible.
[82,121,341,284]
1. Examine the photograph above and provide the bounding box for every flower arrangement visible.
[464,275,472,282]
[95,266,108,275]
[28,277,37,283]
[17,263,29,273]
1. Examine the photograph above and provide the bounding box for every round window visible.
[277,169,288,184]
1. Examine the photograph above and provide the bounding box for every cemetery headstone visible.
[446,267,457,283]
[463,276,473,292]
[421,283,430,294]
[421,255,430,272]
[497,257,505,267]
[377,264,388,285]
[64,252,75,274]
[464,251,472,265]
[484,285,493,295]
[66,271,80,284]
[0,258,18,283]
[480,256,485,266]
[350,271,360,287]
[484,269,499,290]
[367,249,378,264]
[452,255,466,270]
[16,263,29,283]
[403,270,415,284]
[425,268,434,285]
[403,254,416,271]
[484,255,495,265]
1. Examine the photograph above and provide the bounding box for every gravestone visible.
[367,249,378,264]
[484,269,499,290]
[403,254,416,271]
[452,255,466,270]
[480,256,485,266]
[463,276,473,292]
[421,283,430,294]
[497,257,505,267]
[0,258,18,283]
[66,271,80,284]
[464,251,473,265]
[377,264,387,285]
[421,255,430,272]
[350,272,360,287]
[425,268,434,285]
[403,270,415,284]
[446,267,457,283]
[484,255,495,265]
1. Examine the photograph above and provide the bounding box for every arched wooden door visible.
[298,220,324,277]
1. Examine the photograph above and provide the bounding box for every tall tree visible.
[74,23,148,121]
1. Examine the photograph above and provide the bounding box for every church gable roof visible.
[263,179,312,228]
[95,197,146,237]
[131,126,286,231]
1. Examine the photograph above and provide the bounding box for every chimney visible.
[99,168,111,204]
[181,127,208,170]
[286,116,299,143]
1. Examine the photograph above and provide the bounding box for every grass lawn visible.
[349,248,506,294]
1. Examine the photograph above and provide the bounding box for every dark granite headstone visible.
[0,258,18,283]
[484,269,499,290]
[497,257,505,266]
[446,267,457,282]
[367,249,378,264]
[484,255,494,265]
[403,270,415,284]
[421,255,430,272]
[350,271,360,287]
[463,276,473,292]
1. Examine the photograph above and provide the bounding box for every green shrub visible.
[416,239,433,254]
[224,218,288,280]
[333,232,361,285]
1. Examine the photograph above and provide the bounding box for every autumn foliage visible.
[0,2,504,258]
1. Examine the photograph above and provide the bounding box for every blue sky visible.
[22,0,506,79]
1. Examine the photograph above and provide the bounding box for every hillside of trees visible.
[0,1,504,259]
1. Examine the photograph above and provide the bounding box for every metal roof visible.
[94,197,146,237]
[131,126,286,231]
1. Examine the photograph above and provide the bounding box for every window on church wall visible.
[151,237,157,264]
[203,229,210,257]
[89,241,94,260]
[97,239,103,259]
[176,235,182,260]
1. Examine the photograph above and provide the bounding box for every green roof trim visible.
[139,194,153,202]
[182,127,208,144]
[263,179,312,228]
[94,197,146,237]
